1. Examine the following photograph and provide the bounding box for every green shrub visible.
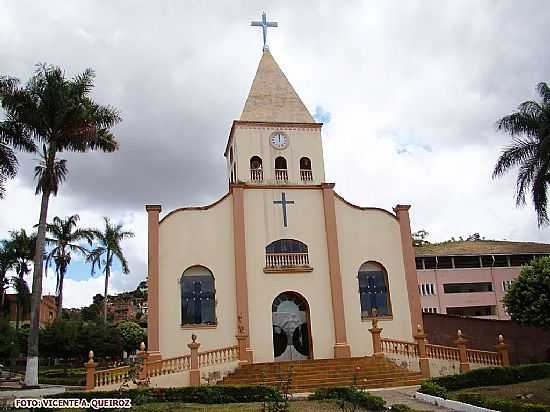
[427,363,550,391]
[308,387,386,411]
[456,392,550,412]
[38,368,87,386]
[418,381,448,398]
[389,404,415,412]
[48,385,280,405]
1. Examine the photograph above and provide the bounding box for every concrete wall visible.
[423,313,550,364]
[417,267,519,319]
[158,194,237,359]
[231,125,326,185]
[334,196,414,357]
[243,187,335,362]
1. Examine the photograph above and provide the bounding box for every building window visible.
[265,239,310,269]
[299,157,312,181]
[275,157,288,181]
[358,262,392,318]
[250,156,263,181]
[443,282,493,294]
[419,283,436,296]
[180,266,216,326]
[422,307,438,313]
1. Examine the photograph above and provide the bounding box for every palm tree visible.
[0,239,16,311]
[44,215,94,315]
[8,229,36,331]
[0,64,121,386]
[0,76,36,198]
[493,82,550,226]
[87,218,134,322]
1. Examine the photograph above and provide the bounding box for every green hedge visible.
[456,392,550,412]
[308,387,386,411]
[420,363,550,392]
[48,385,280,405]
[39,368,86,386]
[418,381,448,399]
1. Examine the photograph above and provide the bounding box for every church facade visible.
[145,50,422,365]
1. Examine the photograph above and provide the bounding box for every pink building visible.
[414,240,550,319]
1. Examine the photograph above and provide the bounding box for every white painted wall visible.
[158,195,237,358]
[334,196,415,357]
[231,125,326,184]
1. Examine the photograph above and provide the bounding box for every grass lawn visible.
[450,377,550,406]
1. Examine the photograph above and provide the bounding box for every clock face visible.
[270,132,289,149]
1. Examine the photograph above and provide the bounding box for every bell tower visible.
[224,50,326,186]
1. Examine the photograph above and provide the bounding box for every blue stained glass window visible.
[181,266,216,325]
[358,262,392,318]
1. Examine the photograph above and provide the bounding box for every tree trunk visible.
[103,256,110,323]
[56,269,64,316]
[15,272,24,332]
[24,188,50,387]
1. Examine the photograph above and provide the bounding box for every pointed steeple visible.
[240,51,314,123]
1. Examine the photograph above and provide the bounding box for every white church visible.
[144,22,422,368]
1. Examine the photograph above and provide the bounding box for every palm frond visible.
[536,82,550,104]
[492,137,538,178]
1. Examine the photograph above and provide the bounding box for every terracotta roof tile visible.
[414,240,550,256]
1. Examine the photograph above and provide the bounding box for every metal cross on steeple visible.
[251,11,278,51]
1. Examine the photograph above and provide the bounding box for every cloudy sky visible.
[1,1,549,308]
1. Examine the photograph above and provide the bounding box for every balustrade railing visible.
[300,169,313,181]
[275,169,288,182]
[88,341,242,390]
[198,345,239,368]
[147,354,191,378]
[250,169,263,182]
[265,252,310,268]
[381,338,419,357]
[426,343,461,361]
[94,366,129,388]
[467,349,501,366]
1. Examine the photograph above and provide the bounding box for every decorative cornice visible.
[159,192,231,224]
[333,191,398,220]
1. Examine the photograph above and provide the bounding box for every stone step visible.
[224,369,419,382]
[220,356,423,392]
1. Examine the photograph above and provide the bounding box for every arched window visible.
[275,156,287,170]
[266,239,308,254]
[250,156,263,181]
[265,239,310,269]
[300,157,312,181]
[358,262,392,318]
[300,157,311,170]
[250,156,262,169]
[180,266,216,325]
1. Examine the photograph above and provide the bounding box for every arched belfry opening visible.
[272,292,312,361]
[250,156,263,181]
[300,157,312,181]
[274,156,288,182]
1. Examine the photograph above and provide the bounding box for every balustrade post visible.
[368,312,384,359]
[188,334,201,385]
[495,334,510,367]
[454,330,470,373]
[85,350,96,391]
[137,342,149,381]
[414,324,430,378]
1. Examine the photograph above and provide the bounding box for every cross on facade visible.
[251,11,278,51]
[273,192,294,227]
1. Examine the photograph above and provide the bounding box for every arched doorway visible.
[272,292,312,362]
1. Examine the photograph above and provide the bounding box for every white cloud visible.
[1,1,550,309]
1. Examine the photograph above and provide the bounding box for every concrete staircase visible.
[220,356,424,392]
